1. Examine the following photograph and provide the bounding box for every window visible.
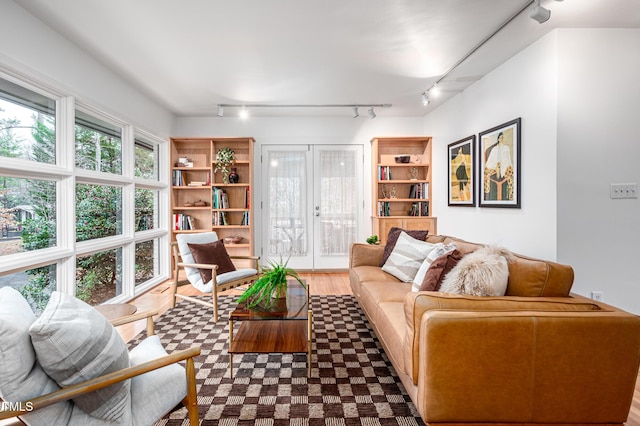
[1,264,56,314]
[0,77,56,165]
[135,137,158,180]
[135,188,158,231]
[76,248,122,305]
[76,183,123,242]
[0,72,168,307]
[135,239,159,286]
[75,109,122,174]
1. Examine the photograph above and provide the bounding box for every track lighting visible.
[530,0,550,23]
[213,103,391,118]
[421,92,430,106]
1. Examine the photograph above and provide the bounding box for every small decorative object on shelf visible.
[410,167,419,180]
[176,157,193,167]
[228,167,239,184]
[236,257,306,308]
[224,235,243,244]
[366,235,380,245]
[381,184,388,199]
[214,147,236,183]
[389,185,397,198]
[194,200,207,207]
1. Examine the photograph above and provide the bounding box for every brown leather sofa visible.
[349,234,640,425]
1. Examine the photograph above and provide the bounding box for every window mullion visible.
[58,96,76,295]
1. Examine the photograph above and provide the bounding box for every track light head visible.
[352,107,359,118]
[217,106,224,117]
[530,0,550,23]
[421,92,430,106]
[368,107,376,119]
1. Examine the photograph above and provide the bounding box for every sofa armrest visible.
[350,243,384,268]
[414,310,640,423]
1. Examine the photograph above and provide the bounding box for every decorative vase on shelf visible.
[228,167,239,184]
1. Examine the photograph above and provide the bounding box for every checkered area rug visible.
[129,295,424,425]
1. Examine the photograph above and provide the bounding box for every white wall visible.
[175,116,425,255]
[0,1,174,137]
[424,32,559,260]
[556,29,640,314]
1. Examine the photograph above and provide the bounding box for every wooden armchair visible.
[0,289,201,425]
[171,231,260,322]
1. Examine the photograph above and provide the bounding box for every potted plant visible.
[236,257,306,309]
[366,235,380,245]
[214,147,236,183]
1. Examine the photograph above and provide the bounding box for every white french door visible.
[261,144,364,270]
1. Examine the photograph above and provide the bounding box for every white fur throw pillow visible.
[439,245,512,296]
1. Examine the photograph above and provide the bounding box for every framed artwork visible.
[448,135,475,206]
[478,118,521,208]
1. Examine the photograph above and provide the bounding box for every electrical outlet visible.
[591,291,603,302]
[610,183,638,199]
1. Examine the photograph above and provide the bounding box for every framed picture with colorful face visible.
[448,135,475,206]
[478,118,521,208]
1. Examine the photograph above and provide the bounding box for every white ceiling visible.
[14,0,640,117]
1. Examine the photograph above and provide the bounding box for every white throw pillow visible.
[411,243,457,292]
[29,292,132,422]
[382,231,437,282]
[439,245,512,296]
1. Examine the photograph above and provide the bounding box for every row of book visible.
[212,187,251,209]
[378,166,392,181]
[409,202,429,217]
[173,214,195,230]
[211,211,250,227]
[409,182,429,199]
[378,201,391,217]
[172,170,210,186]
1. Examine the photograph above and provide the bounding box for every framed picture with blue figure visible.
[448,135,475,206]
[479,118,521,208]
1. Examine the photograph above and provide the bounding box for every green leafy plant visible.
[366,234,379,245]
[214,147,236,183]
[236,257,305,308]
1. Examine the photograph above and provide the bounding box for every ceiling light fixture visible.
[217,106,224,117]
[215,103,391,118]
[530,0,550,23]
[420,0,564,105]
[421,92,430,106]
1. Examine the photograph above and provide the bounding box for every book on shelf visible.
[378,201,390,217]
[245,186,250,209]
[188,181,206,186]
[173,213,195,230]
[241,211,250,226]
[408,201,429,217]
[212,187,229,209]
[378,166,392,181]
[409,182,429,199]
[213,211,229,226]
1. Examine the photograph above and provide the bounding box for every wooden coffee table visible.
[228,280,312,378]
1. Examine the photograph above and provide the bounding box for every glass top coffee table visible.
[228,280,312,378]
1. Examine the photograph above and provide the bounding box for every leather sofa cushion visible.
[359,280,411,323]
[403,292,602,385]
[507,254,574,297]
[373,301,407,376]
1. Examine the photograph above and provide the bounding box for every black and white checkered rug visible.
[130,295,424,425]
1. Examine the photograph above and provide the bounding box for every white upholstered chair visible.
[0,288,201,425]
[171,231,260,322]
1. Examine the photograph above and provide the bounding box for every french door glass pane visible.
[76,247,122,305]
[267,151,307,257]
[0,77,56,164]
[318,149,359,256]
[76,183,122,242]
